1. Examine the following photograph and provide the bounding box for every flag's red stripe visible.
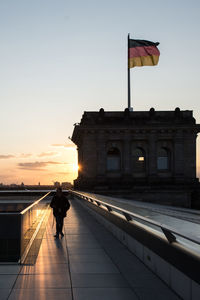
[129,46,160,58]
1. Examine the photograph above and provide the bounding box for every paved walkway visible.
[0,199,180,300]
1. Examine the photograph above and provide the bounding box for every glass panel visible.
[107,156,120,171]
[157,157,168,170]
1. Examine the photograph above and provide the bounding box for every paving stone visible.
[73,287,138,300]
[0,275,17,289]
[0,289,11,300]
[70,261,119,274]
[71,273,129,288]
[8,288,72,300]
[0,266,21,275]
[14,273,71,289]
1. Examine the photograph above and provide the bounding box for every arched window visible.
[107,147,121,171]
[157,148,170,170]
[132,147,146,172]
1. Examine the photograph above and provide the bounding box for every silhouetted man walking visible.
[50,187,70,239]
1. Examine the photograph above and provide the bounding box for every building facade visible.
[72,108,200,206]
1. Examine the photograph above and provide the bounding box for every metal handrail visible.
[71,190,200,246]
[0,192,51,215]
[21,191,51,214]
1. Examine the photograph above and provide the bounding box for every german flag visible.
[128,39,160,68]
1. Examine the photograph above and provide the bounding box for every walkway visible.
[0,199,180,300]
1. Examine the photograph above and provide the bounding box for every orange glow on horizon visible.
[0,146,79,185]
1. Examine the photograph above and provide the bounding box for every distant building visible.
[72,108,200,207]
[61,182,72,189]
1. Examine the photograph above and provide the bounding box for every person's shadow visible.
[53,234,68,258]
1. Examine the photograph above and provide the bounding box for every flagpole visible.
[127,33,131,110]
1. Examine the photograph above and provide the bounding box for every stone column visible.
[123,131,131,178]
[148,131,157,181]
[81,133,90,177]
[184,132,197,181]
[77,147,82,177]
[97,130,106,181]
[174,131,184,181]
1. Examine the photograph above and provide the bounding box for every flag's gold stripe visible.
[128,55,159,68]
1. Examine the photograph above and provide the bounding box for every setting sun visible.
[72,163,79,172]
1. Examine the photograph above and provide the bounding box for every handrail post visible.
[105,205,112,212]
[123,212,132,221]
[161,227,177,244]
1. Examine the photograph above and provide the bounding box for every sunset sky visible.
[0,0,200,185]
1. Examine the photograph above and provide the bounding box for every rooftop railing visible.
[0,192,51,263]
[71,190,200,251]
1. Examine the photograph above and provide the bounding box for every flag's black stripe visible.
[129,39,159,48]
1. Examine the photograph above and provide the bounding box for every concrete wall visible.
[76,197,200,300]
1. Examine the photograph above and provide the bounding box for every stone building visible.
[72,108,200,207]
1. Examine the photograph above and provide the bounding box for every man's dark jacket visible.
[50,194,70,218]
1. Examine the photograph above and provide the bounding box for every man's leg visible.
[55,216,60,238]
[60,217,64,237]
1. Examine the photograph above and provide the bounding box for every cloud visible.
[46,161,63,165]
[19,153,32,158]
[18,161,64,170]
[38,151,58,157]
[51,143,76,149]
[0,155,15,159]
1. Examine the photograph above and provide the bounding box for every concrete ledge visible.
[76,197,200,300]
